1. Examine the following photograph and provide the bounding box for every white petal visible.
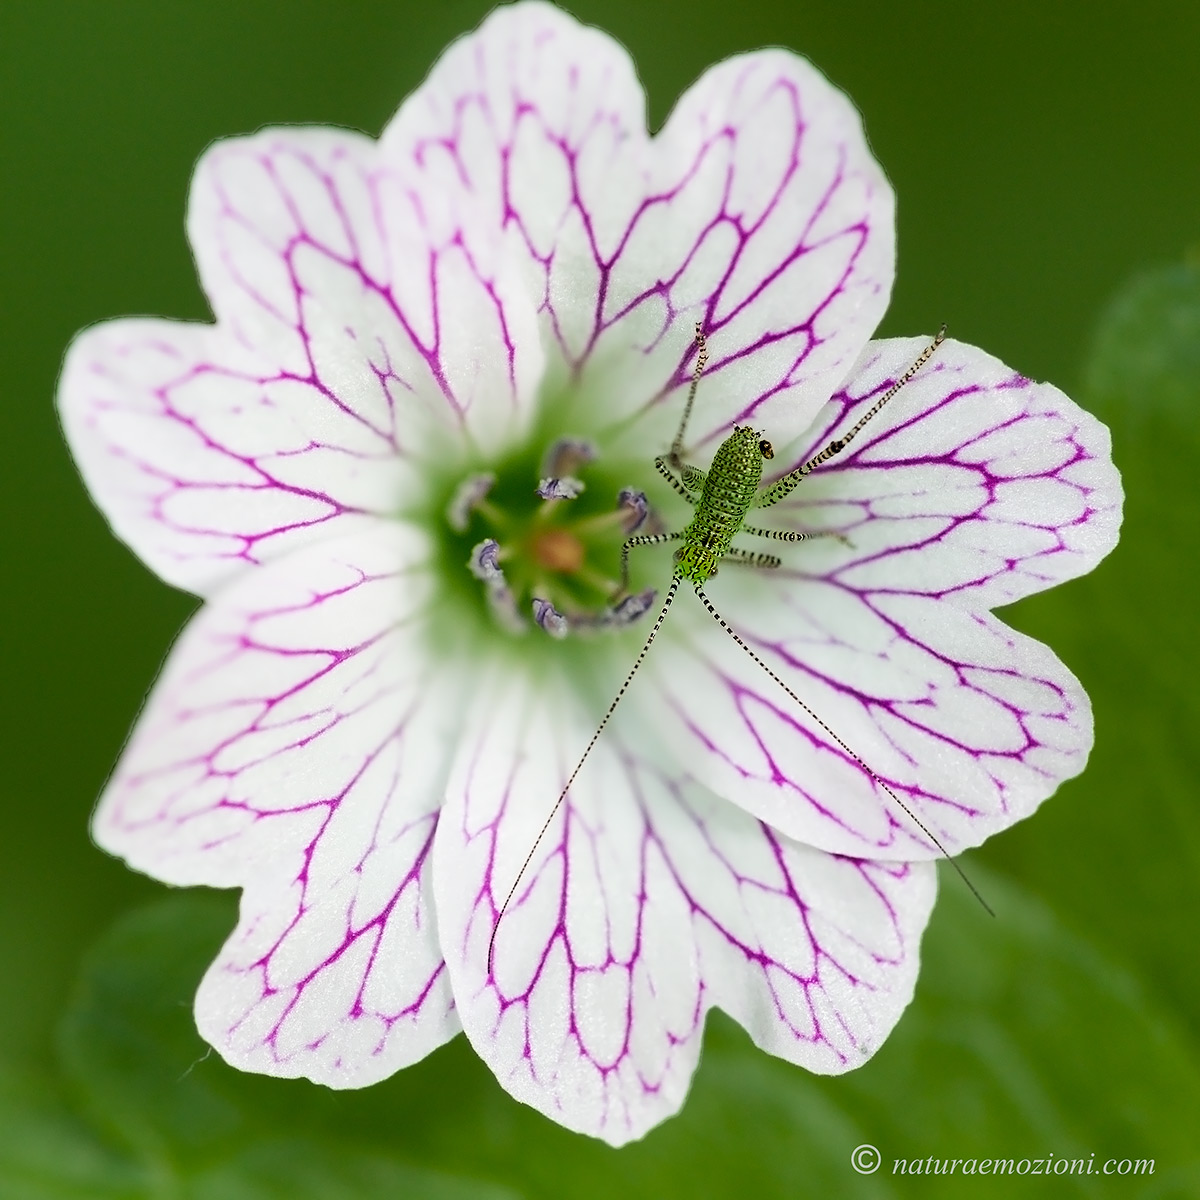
[647,583,1092,858]
[60,126,515,595]
[94,524,461,1084]
[432,666,933,1143]
[786,336,1124,607]
[621,50,894,451]
[658,779,935,1075]
[434,665,702,1144]
[381,2,893,457]
[639,335,1118,858]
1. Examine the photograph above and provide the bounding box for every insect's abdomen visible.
[675,428,764,583]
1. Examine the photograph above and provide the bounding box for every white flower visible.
[58,1,1121,1145]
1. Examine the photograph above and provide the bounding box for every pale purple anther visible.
[616,487,649,532]
[57,0,1120,1147]
[532,597,569,638]
[447,471,497,532]
[608,587,658,626]
[535,476,585,501]
[469,540,525,633]
[468,538,503,581]
[541,437,596,477]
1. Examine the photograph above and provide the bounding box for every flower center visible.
[445,437,655,638]
[531,528,585,574]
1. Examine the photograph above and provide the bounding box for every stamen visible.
[468,540,526,632]
[467,539,503,581]
[541,437,596,478]
[607,587,657,626]
[486,582,527,634]
[446,472,497,532]
[532,598,569,639]
[536,476,585,501]
[616,488,648,532]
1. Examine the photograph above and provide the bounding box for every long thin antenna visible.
[487,577,684,975]
[693,582,994,916]
[668,323,709,470]
[839,324,947,446]
[809,326,945,464]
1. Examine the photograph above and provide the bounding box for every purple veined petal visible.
[94,523,461,1084]
[57,121,554,597]
[657,775,935,1076]
[189,124,543,449]
[432,666,934,1145]
[644,580,1093,859]
[381,1,893,456]
[606,49,894,453]
[628,334,1119,859]
[769,335,1124,608]
[433,664,698,1143]
[59,313,415,596]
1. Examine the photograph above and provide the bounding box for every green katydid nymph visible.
[488,322,990,975]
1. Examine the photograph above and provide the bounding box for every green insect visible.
[488,322,986,973]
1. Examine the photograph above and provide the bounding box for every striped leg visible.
[753,326,946,509]
[741,524,850,547]
[721,547,782,569]
[617,530,684,596]
[654,457,699,503]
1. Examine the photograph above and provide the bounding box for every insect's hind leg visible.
[691,577,995,920]
[742,524,850,547]
[721,547,783,570]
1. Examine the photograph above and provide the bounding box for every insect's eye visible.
[759,438,774,460]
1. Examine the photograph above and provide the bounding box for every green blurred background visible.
[3,1,1199,1196]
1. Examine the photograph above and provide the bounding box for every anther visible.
[536,476,585,501]
[616,488,649,532]
[468,539,503,581]
[607,587,656,626]
[541,438,597,478]
[532,598,569,639]
[468,540,526,633]
[447,473,497,533]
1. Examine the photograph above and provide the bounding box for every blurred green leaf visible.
[188,1141,519,1200]
[1085,260,1200,437]
[48,894,519,1199]
[42,863,1200,1199]
[988,258,1200,1043]
[835,870,1200,1196]
[57,894,242,1161]
[0,1069,148,1199]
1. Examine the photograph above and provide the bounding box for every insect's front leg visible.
[666,322,710,470]
[750,459,824,509]
[753,326,947,510]
[614,530,684,598]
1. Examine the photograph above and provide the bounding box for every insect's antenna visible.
[692,582,994,917]
[842,325,947,446]
[488,576,684,975]
[668,323,709,469]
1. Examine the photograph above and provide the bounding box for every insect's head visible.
[730,425,774,460]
